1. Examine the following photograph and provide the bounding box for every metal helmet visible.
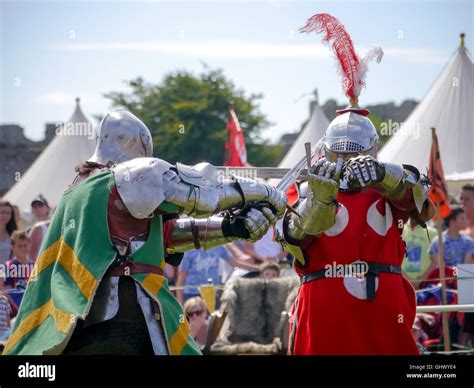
[88,109,153,165]
[323,109,379,162]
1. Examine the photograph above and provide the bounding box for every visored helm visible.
[323,110,379,162]
[88,109,153,165]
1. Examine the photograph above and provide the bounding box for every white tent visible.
[445,170,474,196]
[4,98,96,211]
[446,170,474,182]
[379,35,474,180]
[278,99,329,168]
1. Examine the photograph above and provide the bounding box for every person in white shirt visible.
[28,195,51,262]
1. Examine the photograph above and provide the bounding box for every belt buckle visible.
[352,260,369,279]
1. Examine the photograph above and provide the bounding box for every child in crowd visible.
[3,232,35,295]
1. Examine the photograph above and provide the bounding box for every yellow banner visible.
[198,285,216,313]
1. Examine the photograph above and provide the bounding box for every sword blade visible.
[216,139,323,188]
[215,166,300,180]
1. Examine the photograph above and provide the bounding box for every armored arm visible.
[167,206,277,253]
[376,163,435,221]
[284,157,343,241]
[113,158,286,252]
[112,158,286,219]
[344,156,435,219]
[272,157,343,266]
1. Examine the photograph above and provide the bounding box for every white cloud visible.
[46,41,328,60]
[34,92,102,105]
[45,40,449,64]
[383,47,448,64]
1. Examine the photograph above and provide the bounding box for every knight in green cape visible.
[4,109,287,355]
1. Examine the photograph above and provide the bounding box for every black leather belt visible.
[300,262,402,302]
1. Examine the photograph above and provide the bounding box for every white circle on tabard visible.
[324,204,349,237]
[367,199,393,236]
[343,276,379,300]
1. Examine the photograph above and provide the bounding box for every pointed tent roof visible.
[4,98,96,210]
[278,98,330,168]
[379,34,474,178]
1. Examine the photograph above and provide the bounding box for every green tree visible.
[103,68,283,166]
[369,113,391,149]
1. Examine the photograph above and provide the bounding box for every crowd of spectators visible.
[2,185,474,354]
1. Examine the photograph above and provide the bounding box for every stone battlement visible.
[0,123,56,196]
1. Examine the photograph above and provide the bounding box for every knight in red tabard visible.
[275,13,435,355]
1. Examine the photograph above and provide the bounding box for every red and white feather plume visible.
[300,13,383,106]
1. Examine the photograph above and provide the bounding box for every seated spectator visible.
[12,205,30,231]
[224,241,276,282]
[460,184,474,238]
[4,232,35,294]
[278,254,296,278]
[428,208,474,269]
[177,246,231,305]
[177,245,260,305]
[28,195,51,262]
[0,200,18,265]
[459,310,474,348]
[259,261,280,280]
[184,297,209,347]
[225,229,292,281]
[249,227,286,263]
[164,263,178,295]
[0,291,12,347]
[402,216,437,288]
[412,316,429,354]
[459,186,474,350]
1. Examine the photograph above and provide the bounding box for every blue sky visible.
[1,0,473,142]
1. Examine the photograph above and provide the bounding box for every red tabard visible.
[290,189,419,355]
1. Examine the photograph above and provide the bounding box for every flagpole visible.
[431,127,451,352]
[224,102,234,166]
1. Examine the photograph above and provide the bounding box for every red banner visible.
[428,128,451,219]
[224,106,247,167]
